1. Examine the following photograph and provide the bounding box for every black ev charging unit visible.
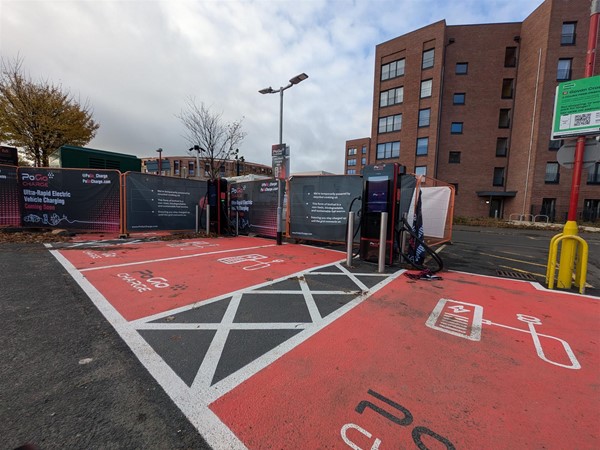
[207,178,228,234]
[359,163,412,265]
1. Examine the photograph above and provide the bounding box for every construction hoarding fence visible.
[19,167,121,232]
[288,175,362,243]
[124,172,207,232]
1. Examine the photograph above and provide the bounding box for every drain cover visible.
[496,270,537,281]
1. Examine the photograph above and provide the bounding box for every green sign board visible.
[552,75,600,139]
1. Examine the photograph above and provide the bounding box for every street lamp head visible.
[156,148,163,153]
[259,87,275,94]
[289,73,308,85]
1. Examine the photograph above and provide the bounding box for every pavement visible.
[1,227,598,449]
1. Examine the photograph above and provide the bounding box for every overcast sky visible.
[1,0,543,173]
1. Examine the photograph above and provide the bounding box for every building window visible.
[501,79,514,99]
[505,47,517,67]
[420,79,432,98]
[362,145,367,154]
[451,122,463,134]
[348,147,357,155]
[549,139,562,151]
[380,87,404,107]
[381,59,405,81]
[455,62,468,74]
[493,167,505,186]
[347,169,356,175]
[422,48,434,69]
[361,157,367,165]
[347,158,357,166]
[174,160,180,175]
[545,162,560,183]
[418,108,431,127]
[498,109,511,128]
[188,161,195,176]
[449,151,461,163]
[378,114,402,133]
[561,22,576,45]
[541,198,556,220]
[587,162,600,184]
[205,163,210,176]
[453,93,465,105]
[415,166,427,177]
[416,137,429,156]
[557,58,572,81]
[219,164,226,177]
[496,138,508,157]
[450,183,458,195]
[376,141,400,159]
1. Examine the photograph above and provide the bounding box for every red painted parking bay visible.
[58,236,345,321]
[210,271,600,449]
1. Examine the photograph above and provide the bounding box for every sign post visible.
[548,3,599,290]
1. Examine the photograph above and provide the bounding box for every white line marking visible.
[79,243,277,272]
[299,277,323,324]
[192,294,243,390]
[129,259,348,325]
[203,267,406,403]
[135,323,309,331]
[48,249,247,449]
[482,318,581,370]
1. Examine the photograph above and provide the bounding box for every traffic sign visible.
[552,75,600,139]
[556,138,600,169]
[272,143,290,180]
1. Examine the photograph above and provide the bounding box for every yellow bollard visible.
[546,229,589,294]
[556,221,578,289]
[546,232,562,285]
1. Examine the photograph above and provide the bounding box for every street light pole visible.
[156,148,163,175]
[259,73,308,245]
[189,145,205,179]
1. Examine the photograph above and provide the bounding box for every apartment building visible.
[346,0,599,221]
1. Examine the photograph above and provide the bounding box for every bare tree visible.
[178,98,246,180]
[0,57,99,167]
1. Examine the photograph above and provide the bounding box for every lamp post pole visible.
[259,73,308,245]
[156,148,163,175]
[189,145,205,179]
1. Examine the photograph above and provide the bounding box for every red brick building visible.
[346,0,600,221]
[141,155,272,179]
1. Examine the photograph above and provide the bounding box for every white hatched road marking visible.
[49,244,405,450]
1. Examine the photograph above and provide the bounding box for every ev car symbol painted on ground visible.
[426,298,581,370]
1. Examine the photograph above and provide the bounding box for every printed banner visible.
[0,164,20,227]
[288,175,362,243]
[230,179,279,238]
[125,172,207,232]
[19,167,120,232]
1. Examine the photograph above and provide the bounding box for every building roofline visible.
[376,19,446,47]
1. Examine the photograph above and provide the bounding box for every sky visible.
[1,0,544,174]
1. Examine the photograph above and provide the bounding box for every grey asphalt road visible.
[0,243,210,450]
[439,225,600,297]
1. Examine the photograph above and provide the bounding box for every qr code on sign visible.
[574,113,591,126]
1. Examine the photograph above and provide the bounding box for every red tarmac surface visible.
[53,236,600,449]
[211,271,599,449]
[65,236,344,321]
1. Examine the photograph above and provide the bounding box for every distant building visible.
[347,0,599,221]
[140,155,272,179]
[344,138,371,176]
